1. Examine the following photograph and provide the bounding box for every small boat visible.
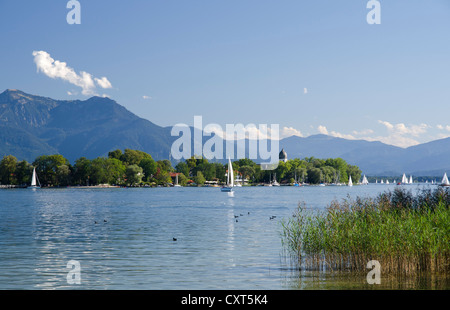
[272,173,280,186]
[29,167,41,189]
[361,175,369,185]
[348,175,353,187]
[221,158,234,192]
[409,176,413,184]
[440,173,450,187]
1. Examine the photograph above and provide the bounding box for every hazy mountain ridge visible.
[0,89,448,176]
[0,89,173,162]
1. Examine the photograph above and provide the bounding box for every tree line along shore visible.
[0,149,362,187]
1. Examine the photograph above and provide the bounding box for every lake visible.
[0,184,448,290]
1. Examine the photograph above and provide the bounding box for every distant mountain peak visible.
[0,90,172,163]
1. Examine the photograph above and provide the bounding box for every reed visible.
[281,187,450,275]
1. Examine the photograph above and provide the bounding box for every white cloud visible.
[281,127,303,139]
[352,129,374,136]
[378,120,394,130]
[313,122,433,148]
[142,95,152,100]
[202,124,284,141]
[378,120,429,137]
[32,50,112,96]
[317,125,328,135]
[366,135,421,148]
[95,77,112,89]
[329,131,356,140]
[372,120,433,147]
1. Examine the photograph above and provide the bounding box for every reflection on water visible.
[0,185,446,290]
[282,269,450,290]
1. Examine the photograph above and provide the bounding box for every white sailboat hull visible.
[222,158,234,192]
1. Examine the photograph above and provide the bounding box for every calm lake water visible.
[0,184,448,290]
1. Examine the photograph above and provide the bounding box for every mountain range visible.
[0,89,449,176]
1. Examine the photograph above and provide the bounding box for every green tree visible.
[308,167,323,184]
[175,162,190,178]
[15,160,32,185]
[73,157,91,185]
[0,155,18,185]
[56,164,71,186]
[90,157,125,185]
[275,160,292,180]
[294,166,307,183]
[108,149,123,160]
[186,156,197,175]
[120,149,152,166]
[157,159,174,173]
[239,165,255,182]
[139,157,157,181]
[194,171,206,186]
[213,162,227,183]
[125,164,143,186]
[321,166,336,184]
[177,173,188,186]
[347,165,362,185]
[325,158,348,183]
[33,155,69,186]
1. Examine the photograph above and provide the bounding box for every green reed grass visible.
[281,187,450,275]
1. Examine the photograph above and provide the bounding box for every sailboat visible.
[264,174,273,186]
[29,167,41,189]
[440,173,450,187]
[401,173,408,184]
[348,175,353,187]
[272,173,280,186]
[409,176,413,184]
[221,158,234,192]
[361,175,369,185]
[294,171,300,187]
[174,174,181,187]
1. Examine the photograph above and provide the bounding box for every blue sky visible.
[1,0,450,147]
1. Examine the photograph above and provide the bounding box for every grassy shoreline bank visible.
[281,187,450,276]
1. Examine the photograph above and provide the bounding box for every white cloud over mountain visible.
[32,51,112,96]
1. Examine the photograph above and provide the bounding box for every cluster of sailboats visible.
[26,160,450,191]
[358,173,450,187]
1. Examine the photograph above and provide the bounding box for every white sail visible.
[409,176,413,184]
[31,168,37,186]
[402,173,408,184]
[442,173,449,186]
[228,158,234,187]
[386,180,389,184]
[30,167,40,188]
[348,175,353,187]
[361,175,369,185]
